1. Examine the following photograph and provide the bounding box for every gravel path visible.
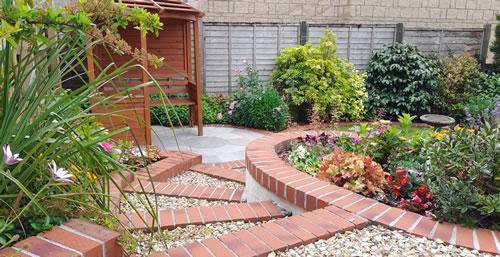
[275,225,495,257]
[166,170,244,189]
[131,221,269,256]
[120,193,230,213]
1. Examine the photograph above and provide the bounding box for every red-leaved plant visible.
[316,148,388,196]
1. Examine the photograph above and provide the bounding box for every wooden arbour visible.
[88,0,204,145]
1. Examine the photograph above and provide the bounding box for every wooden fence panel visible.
[201,23,485,95]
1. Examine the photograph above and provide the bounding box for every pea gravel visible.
[166,170,244,189]
[131,221,268,256]
[120,193,230,213]
[275,225,496,257]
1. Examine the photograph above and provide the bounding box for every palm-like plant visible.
[0,0,167,248]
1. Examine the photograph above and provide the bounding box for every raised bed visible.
[245,131,499,255]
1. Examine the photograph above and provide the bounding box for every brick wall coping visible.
[245,130,499,255]
[0,219,122,257]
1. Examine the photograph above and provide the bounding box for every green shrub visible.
[365,43,440,119]
[434,54,482,118]
[151,95,225,126]
[229,86,288,131]
[422,125,500,229]
[476,72,500,98]
[237,63,261,89]
[272,29,367,121]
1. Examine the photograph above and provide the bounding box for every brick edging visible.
[0,219,121,257]
[245,130,500,255]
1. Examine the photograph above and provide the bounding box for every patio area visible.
[151,126,264,163]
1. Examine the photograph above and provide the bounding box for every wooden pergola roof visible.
[119,0,204,18]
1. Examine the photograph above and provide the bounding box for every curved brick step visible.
[118,201,284,231]
[126,181,244,202]
[190,164,245,184]
[148,205,366,257]
[135,151,202,181]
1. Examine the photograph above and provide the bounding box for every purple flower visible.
[364,132,377,139]
[350,137,362,144]
[3,144,22,165]
[49,160,74,183]
[98,142,113,153]
[376,125,389,135]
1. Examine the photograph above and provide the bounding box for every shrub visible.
[435,53,482,118]
[229,86,289,131]
[476,72,500,98]
[236,63,261,89]
[464,95,499,129]
[317,148,387,196]
[272,30,367,121]
[365,43,440,119]
[151,95,225,126]
[422,125,500,229]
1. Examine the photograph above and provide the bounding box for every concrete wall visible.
[191,0,498,29]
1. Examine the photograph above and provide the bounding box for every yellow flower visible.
[431,133,444,140]
[71,164,82,174]
[398,136,407,141]
[86,171,97,181]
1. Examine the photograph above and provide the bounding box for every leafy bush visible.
[422,125,500,229]
[365,43,440,119]
[464,95,499,129]
[229,86,288,131]
[236,63,261,89]
[476,72,500,98]
[151,95,225,126]
[316,148,387,196]
[272,30,367,121]
[435,54,482,118]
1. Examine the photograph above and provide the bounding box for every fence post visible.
[299,21,308,45]
[395,23,404,43]
[480,23,492,67]
[200,21,206,94]
[227,24,232,95]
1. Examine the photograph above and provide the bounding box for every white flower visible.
[49,160,74,183]
[296,145,307,159]
[3,144,22,165]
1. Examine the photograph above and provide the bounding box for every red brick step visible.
[118,201,284,230]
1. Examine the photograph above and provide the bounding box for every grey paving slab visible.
[151,126,264,163]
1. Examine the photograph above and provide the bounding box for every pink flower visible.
[399,198,405,208]
[49,160,74,183]
[217,113,223,120]
[3,144,22,166]
[412,195,422,204]
[98,142,113,153]
[229,101,237,110]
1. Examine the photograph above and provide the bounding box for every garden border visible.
[245,130,500,255]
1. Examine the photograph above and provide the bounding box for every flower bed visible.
[246,127,499,254]
[280,117,499,230]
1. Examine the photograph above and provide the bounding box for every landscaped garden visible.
[1,0,499,256]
